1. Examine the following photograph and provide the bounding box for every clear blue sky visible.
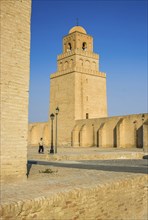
[29,0,147,122]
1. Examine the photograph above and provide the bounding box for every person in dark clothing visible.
[38,138,44,153]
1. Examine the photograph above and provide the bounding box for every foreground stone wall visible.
[0,175,147,219]
[0,0,31,182]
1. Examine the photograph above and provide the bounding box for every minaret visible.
[49,26,107,146]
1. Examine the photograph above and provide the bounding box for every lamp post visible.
[133,120,137,147]
[142,114,145,151]
[50,113,55,154]
[55,107,59,153]
[142,114,145,123]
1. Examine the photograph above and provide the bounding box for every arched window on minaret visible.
[59,62,63,71]
[92,61,96,70]
[79,59,83,66]
[69,59,73,68]
[82,42,87,51]
[67,43,72,52]
[85,60,90,68]
[64,61,68,70]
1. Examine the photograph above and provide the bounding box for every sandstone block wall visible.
[28,122,50,147]
[143,123,148,151]
[50,72,76,146]
[75,71,107,120]
[0,175,147,219]
[0,0,31,182]
[72,113,148,148]
[29,113,148,148]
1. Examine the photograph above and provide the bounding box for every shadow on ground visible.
[27,159,148,177]
[143,155,148,159]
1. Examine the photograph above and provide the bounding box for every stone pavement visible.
[1,147,148,220]
[28,146,146,161]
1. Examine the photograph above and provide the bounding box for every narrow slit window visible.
[82,42,87,51]
[67,43,72,51]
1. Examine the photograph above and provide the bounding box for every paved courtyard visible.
[1,147,148,219]
[1,146,147,204]
[28,146,147,161]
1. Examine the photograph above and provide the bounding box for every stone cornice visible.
[50,67,106,79]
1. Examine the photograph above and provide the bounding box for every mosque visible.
[1,0,147,182]
[1,2,147,218]
[28,25,148,150]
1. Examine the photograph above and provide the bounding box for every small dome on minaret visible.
[69,26,87,34]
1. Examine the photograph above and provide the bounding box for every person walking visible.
[38,138,44,154]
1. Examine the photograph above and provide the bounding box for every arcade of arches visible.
[29,114,148,149]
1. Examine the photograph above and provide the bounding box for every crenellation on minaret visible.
[57,50,99,60]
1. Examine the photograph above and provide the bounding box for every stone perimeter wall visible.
[73,113,148,149]
[29,113,148,149]
[0,175,147,220]
[28,122,49,146]
[0,0,31,182]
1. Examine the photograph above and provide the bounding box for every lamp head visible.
[50,113,55,120]
[142,114,145,121]
[55,107,59,115]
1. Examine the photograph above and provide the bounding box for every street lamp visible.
[133,120,137,147]
[50,113,55,154]
[55,107,59,153]
[142,114,145,123]
[141,114,145,151]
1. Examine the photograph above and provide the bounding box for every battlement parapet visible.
[57,49,99,60]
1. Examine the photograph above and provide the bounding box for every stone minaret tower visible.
[49,26,107,146]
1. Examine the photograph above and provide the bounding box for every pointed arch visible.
[85,60,90,68]
[97,123,105,148]
[71,124,80,147]
[82,42,87,51]
[79,58,83,66]
[114,118,124,148]
[64,61,68,70]
[69,59,74,68]
[79,124,94,147]
[59,62,63,71]
[92,61,96,69]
